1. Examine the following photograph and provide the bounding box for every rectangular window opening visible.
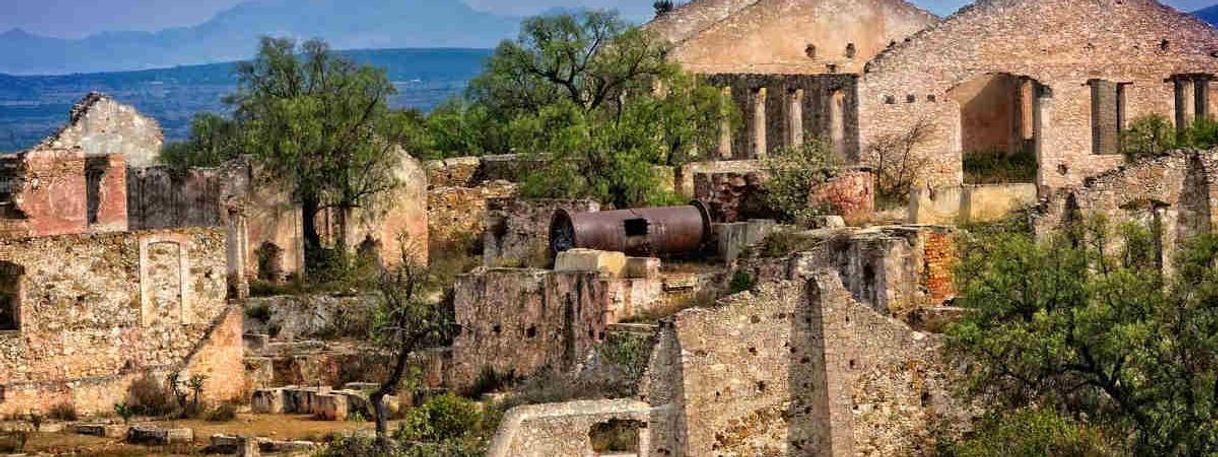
[624,218,650,237]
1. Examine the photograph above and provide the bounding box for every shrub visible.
[728,270,755,294]
[113,403,135,425]
[204,403,238,422]
[244,302,271,322]
[48,402,78,421]
[760,141,840,225]
[941,408,1119,457]
[126,373,177,417]
[864,118,936,208]
[962,147,1037,184]
[395,394,487,445]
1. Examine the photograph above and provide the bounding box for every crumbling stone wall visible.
[859,0,1218,190]
[449,269,609,390]
[320,151,429,265]
[0,227,242,416]
[647,0,937,75]
[428,181,517,257]
[694,166,876,225]
[37,93,163,168]
[910,183,1039,224]
[488,399,653,457]
[1036,149,1218,269]
[483,198,600,268]
[640,269,962,456]
[0,148,128,238]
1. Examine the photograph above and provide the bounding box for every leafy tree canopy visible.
[948,217,1218,455]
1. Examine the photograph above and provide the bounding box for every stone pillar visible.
[1090,80,1119,156]
[830,90,846,160]
[1195,75,1210,121]
[1176,76,1196,131]
[718,87,733,160]
[751,87,768,159]
[788,88,805,149]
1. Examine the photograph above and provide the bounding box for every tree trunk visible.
[301,193,322,272]
[373,334,413,447]
[335,204,353,256]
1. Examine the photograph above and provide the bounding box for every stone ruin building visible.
[649,0,1218,225]
[0,93,428,419]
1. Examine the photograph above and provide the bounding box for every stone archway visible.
[948,73,1046,184]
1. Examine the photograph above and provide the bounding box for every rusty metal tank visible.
[549,202,713,257]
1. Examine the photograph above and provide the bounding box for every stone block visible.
[74,423,127,438]
[243,333,270,352]
[714,219,777,262]
[554,249,627,277]
[312,393,348,421]
[251,388,285,414]
[623,257,661,279]
[126,425,193,445]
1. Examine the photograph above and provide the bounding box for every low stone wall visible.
[245,294,379,342]
[484,198,600,268]
[0,227,243,416]
[488,399,653,457]
[909,183,1038,225]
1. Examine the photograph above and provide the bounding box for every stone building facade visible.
[0,228,243,416]
[37,92,163,168]
[858,0,1218,190]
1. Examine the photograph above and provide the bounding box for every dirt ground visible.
[11,413,386,456]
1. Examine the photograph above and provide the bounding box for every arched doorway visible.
[949,73,1045,184]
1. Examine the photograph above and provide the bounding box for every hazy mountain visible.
[0,0,518,75]
[1196,4,1218,25]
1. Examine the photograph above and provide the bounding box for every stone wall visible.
[0,227,243,416]
[694,166,876,225]
[428,181,517,257]
[909,183,1039,224]
[647,0,937,75]
[640,270,962,456]
[859,0,1218,190]
[319,151,429,265]
[449,269,608,390]
[488,399,653,457]
[483,198,600,268]
[37,93,163,168]
[1036,149,1218,270]
[0,149,128,238]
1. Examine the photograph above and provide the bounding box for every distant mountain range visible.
[1196,4,1218,25]
[0,48,492,152]
[0,0,522,75]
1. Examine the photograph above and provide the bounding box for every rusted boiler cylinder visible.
[549,202,712,257]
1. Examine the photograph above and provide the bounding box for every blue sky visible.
[0,0,1212,39]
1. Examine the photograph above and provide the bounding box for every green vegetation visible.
[946,217,1218,455]
[160,113,243,169]
[1122,114,1218,160]
[962,147,1037,184]
[760,141,840,224]
[863,118,936,208]
[317,394,499,457]
[468,11,734,208]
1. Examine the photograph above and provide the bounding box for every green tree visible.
[228,37,409,262]
[369,238,455,445]
[760,140,841,225]
[160,112,243,169]
[472,11,734,208]
[947,218,1218,455]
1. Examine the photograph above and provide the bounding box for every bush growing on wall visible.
[864,118,936,208]
[760,140,841,224]
[1122,114,1218,160]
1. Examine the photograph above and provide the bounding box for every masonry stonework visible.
[0,228,241,416]
[859,0,1218,190]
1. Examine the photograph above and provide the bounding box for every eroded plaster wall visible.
[483,198,600,268]
[38,93,163,168]
[649,0,937,75]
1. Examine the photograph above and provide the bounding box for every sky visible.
[0,0,1213,39]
